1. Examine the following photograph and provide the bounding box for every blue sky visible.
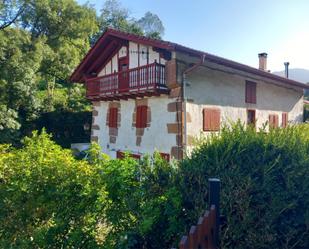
[78,0,309,71]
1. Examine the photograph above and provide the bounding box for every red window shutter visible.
[246,81,257,104]
[282,112,288,128]
[136,105,148,128]
[159,153,170,162]
[269,114,279,129]
[109,108,118,128]
[203,108,220,131]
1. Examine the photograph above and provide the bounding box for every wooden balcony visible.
[86,63,169,100]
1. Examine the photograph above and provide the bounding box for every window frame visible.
[245,81,257,104]
[203,107,221,132]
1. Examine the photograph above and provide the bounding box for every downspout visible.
[182,54,205,156]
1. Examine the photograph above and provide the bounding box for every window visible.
[136,105,148,128]
[269,114,279,129]
[247,109,256,126]
[159,153,170,162]
[108,107,118,128]
[245,81,257,104]
[116,151,141,160]
[282,112,288,128]
[203,108,221,131]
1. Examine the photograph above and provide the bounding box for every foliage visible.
[97,0,164,40]
[0,130,105,248]
[0,125,308,248]
[304,104,309,121]
[179,123,309,249]
[0,0,165,146]
[137,11,165,39]
[99,153,183,249]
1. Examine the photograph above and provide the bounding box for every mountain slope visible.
[272,68,309,83]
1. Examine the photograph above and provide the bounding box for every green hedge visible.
[179,123,309,249]
[0,124,308,248]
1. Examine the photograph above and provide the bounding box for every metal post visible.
[209,178,220,247]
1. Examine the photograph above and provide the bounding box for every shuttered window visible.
[116,151,141,159]
[136,105,148,128]
[108,108,118,128]
[269,114,279,129]
[247,109,256,126]
[203,108,221,131]
[159,153,170,162]
[245,81,257,104]
[282,112,288,128]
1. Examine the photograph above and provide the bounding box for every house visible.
[70,29,309,160]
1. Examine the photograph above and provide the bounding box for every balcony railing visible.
[86,63,168,99]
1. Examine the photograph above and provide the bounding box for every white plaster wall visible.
[185,67,304,147]
[98,42,163,76]
[149,46,160,64]
[129,42,138,68]
[92,96,177,158]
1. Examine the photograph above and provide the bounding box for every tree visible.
[0,0,27,30]
[137,11,165,39]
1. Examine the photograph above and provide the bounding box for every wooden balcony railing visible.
[86,63,168,100]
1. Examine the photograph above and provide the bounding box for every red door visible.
[118,57,129,91]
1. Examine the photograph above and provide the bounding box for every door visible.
[118,57,129,91]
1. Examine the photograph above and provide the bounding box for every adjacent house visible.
[70,29,309,160]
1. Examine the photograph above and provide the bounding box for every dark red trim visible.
[70,28,309,90]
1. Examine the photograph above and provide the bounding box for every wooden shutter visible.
[159,153,170,162]
[203,108,221,131]
[136,105,148,128]
[282,112,288,128]
[269,114,279,129]
[245,81,257,104]
[108,108,118,128]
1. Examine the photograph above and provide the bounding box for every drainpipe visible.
[182,54,206,156]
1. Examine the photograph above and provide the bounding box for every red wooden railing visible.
[86,63,167,98]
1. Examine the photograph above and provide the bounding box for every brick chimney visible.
[258,53,268,71]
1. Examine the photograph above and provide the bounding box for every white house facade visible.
[71,29,308,160]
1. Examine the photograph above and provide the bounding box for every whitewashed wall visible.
[98,42,165,77]
[92,96,177,158]
[185,67,304,150]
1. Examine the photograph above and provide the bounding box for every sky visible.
[77,0,309,72]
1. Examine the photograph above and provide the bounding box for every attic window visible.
[245,81,257,104]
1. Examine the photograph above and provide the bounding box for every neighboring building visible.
[70,29,309,160]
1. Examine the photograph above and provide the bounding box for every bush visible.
[1,124,308,249]
[0,131,104,248]
[179,123,309,249]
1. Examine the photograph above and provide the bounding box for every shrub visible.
[0,131,104,248]
[179,123,309,249]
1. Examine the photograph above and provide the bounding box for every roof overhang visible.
[70,28,309,90]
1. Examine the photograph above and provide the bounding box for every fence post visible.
[209,178,220,247]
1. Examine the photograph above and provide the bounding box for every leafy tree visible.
[0,0,27,30]
[0,27,44,143]
[137,11,165,39]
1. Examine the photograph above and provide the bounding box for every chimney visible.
[284,62,289,78]
[258,53,268,71]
